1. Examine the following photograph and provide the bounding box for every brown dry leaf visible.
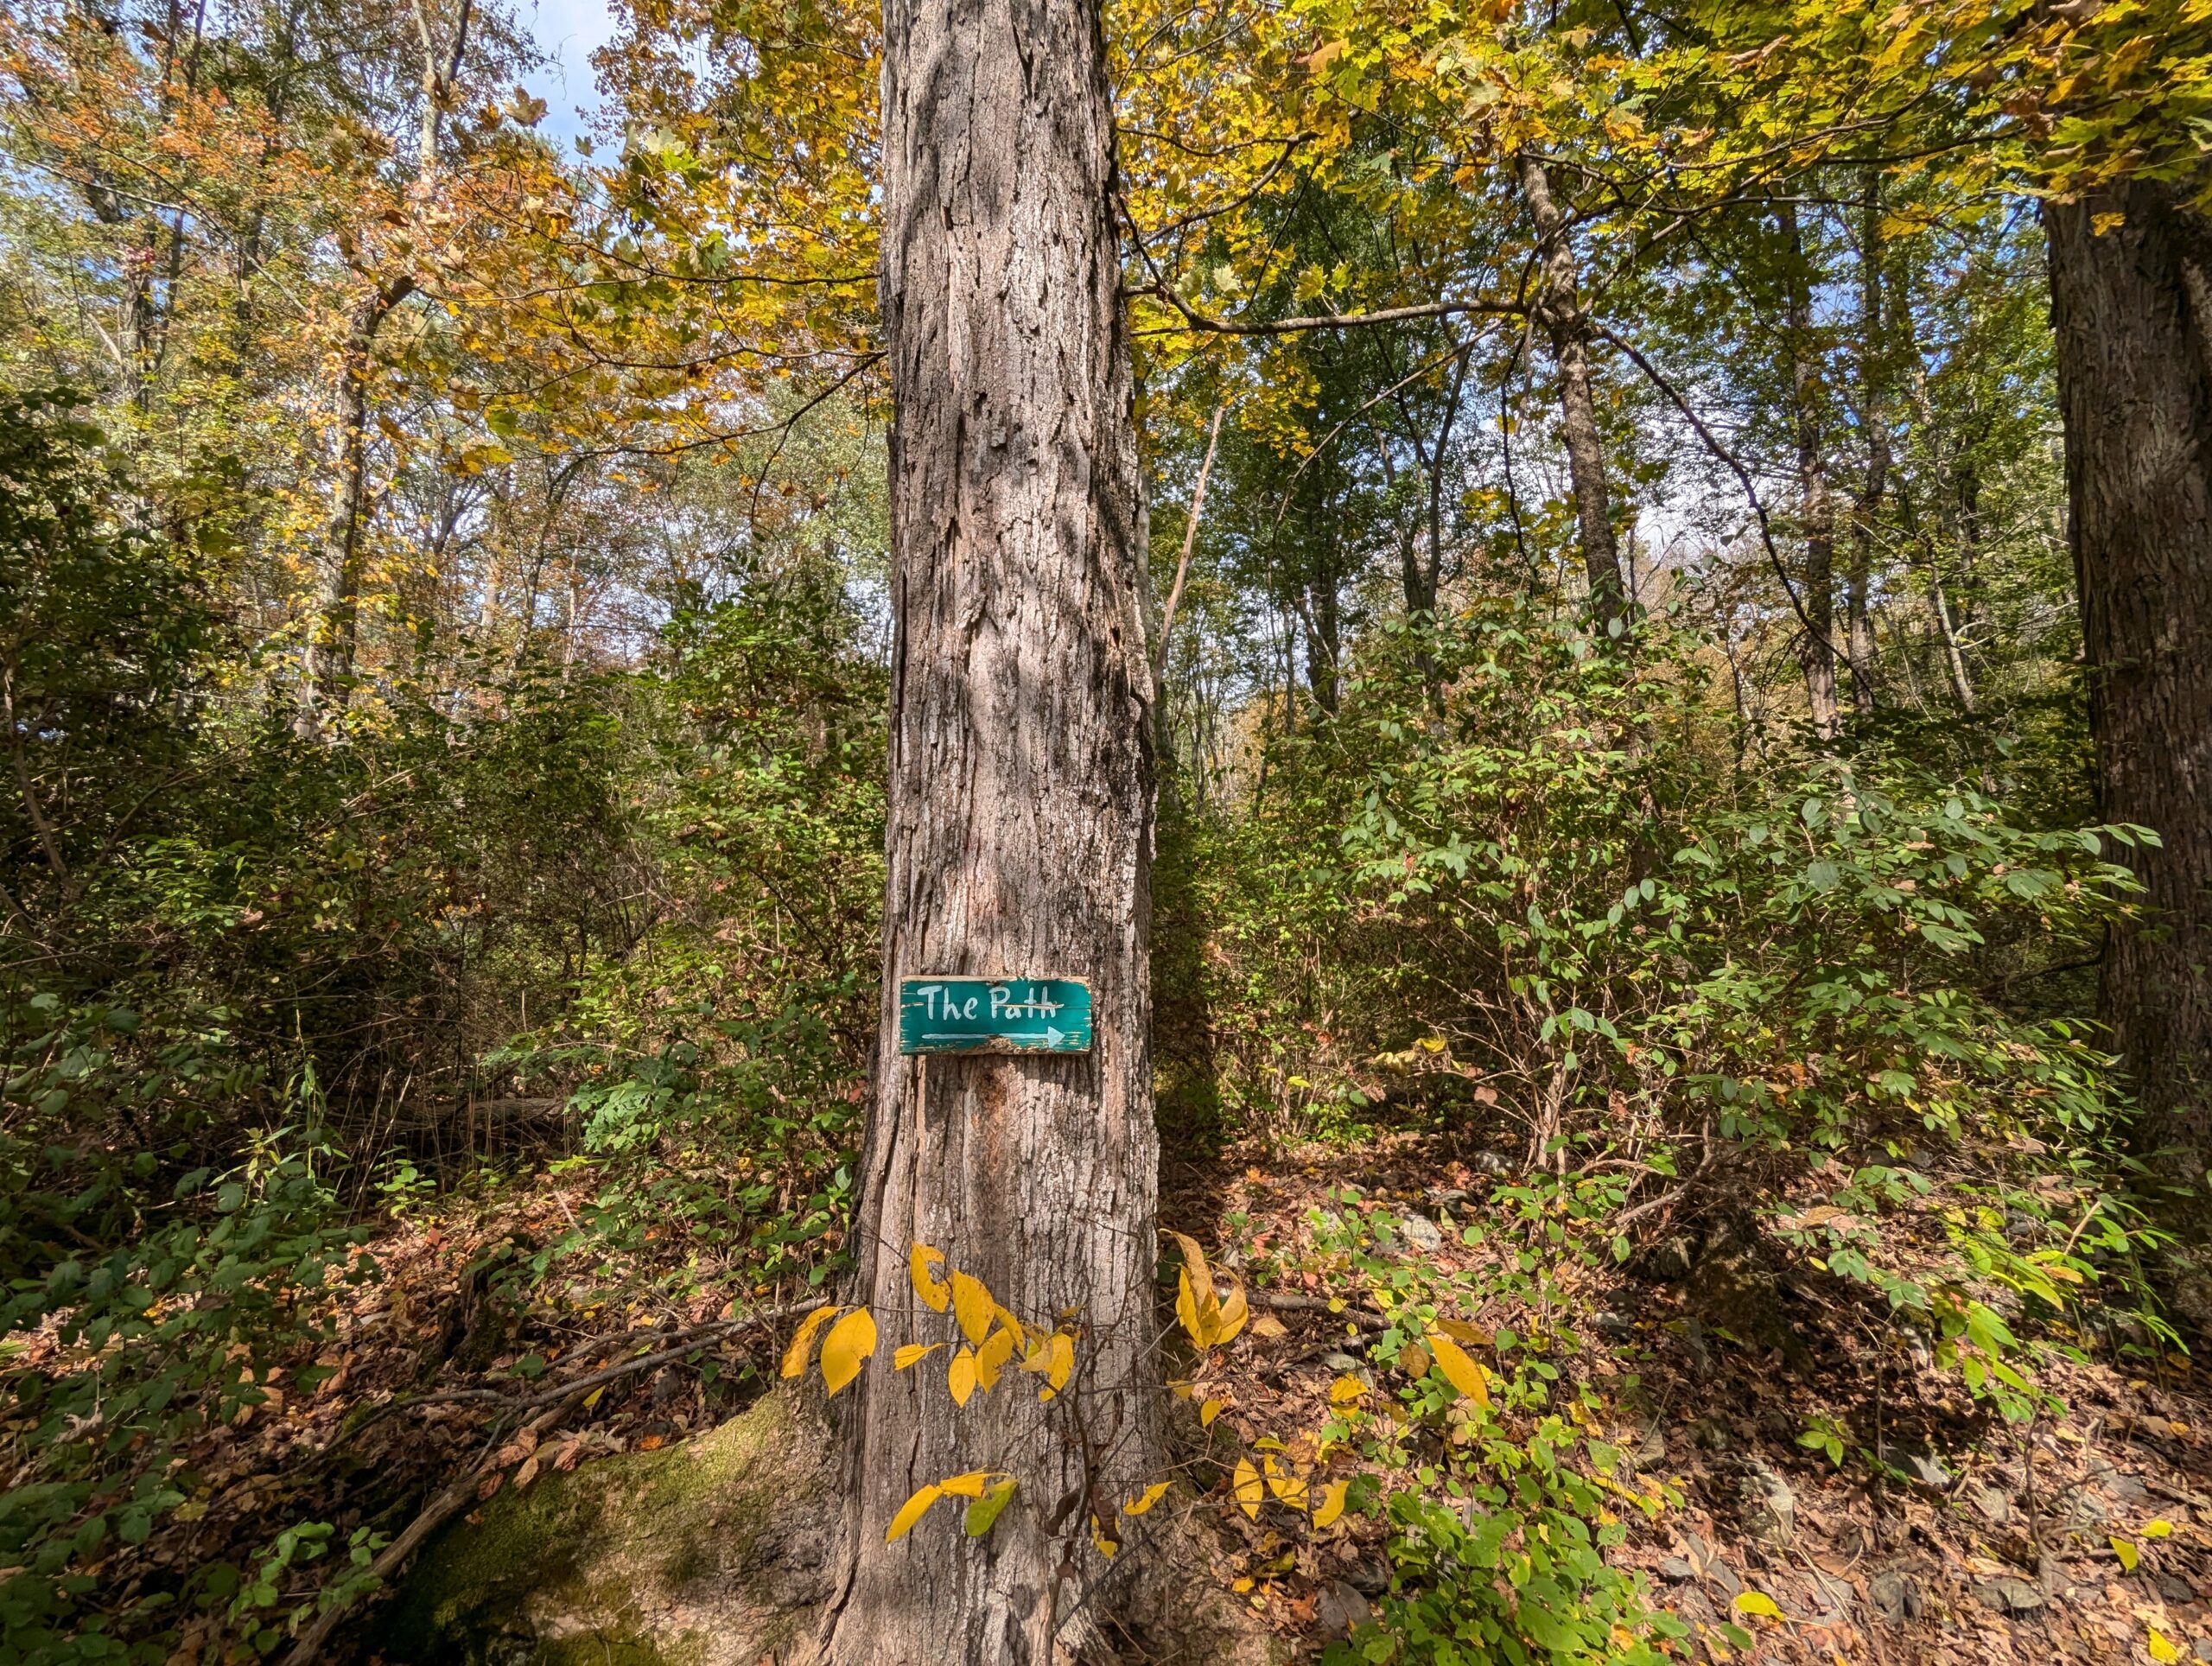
[513,1453,541,1491]
[477,1472,504,1501]
[638,1434,666,1452]
[1250,1313,1289,1339]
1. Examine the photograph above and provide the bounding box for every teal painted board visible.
[896,976,1092,1054]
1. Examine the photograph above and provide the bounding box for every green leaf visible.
[964,1478,1016,1536]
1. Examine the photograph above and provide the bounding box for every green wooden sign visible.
[896,976,1092,1055]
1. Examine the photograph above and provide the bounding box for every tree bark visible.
[1516,152,1627,633]
[1783,204,1840,741]
[821,0,1161,1649]
[2045,178,2212,1165]
[299,276,412,732]
[1846,178,1887,717]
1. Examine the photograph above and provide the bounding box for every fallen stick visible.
[1260,1291,1390,1332]
[279,1298,824,1662]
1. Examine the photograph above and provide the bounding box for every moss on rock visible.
[372,1389,836,1665]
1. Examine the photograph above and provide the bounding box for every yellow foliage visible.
[819,1307,878,1396]
[1124,1481,1173,1516]
[886,1484,941,1541]
[1427,1331,1491,1406]
[950,1269,995,1345]
[975,1325,1016,1392]
[780,1306,838,1380]
[1313,1479,1350,1528]
[910,1244,950,1313]
[947,1345,978,1407]
[1233,1457,1264,1518]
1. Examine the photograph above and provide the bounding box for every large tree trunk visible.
[1517,152,1627,633]
[2045,179,2212,1166]
[819,0,1161,1650]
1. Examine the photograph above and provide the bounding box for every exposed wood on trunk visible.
[822,0,1162,1647]
[2045,178,2212,1166]
[1516,152,1627,633]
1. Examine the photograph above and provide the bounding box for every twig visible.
[312,1302,822,1472]
[277,1384,588,1666]
[1260,1292,1389,1332]
[280,1299,824,1661]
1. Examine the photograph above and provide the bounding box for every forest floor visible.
[1159,1131,2212,1666]
[70,1133,2210,1663]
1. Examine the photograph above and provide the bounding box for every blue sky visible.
[518,0,616,142]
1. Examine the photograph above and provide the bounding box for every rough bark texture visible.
[820,0,1161,1654]
[2045,179,2212,1165]
[1517,152,1626,631]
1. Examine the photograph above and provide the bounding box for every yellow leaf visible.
[2113,1536,2139,1571]
[2150,1626,2183,1663]
[1124,1481,1173,1516]
[1427,1332,1491,1407]
[886,1484,941,1541]
[1213,1276,1249,1345]
[1166,1230,1222,1342]
[780,1306,838,1379]
[819,1307,878,1396]
[1264,1458,1308,1509]
[939,1470,995,1497]
[1330,1374,1368,1404]
[948,1345,977,1408]
[1175,1268,1205,1347]
[1200,1397,1227,1428]
[1732,1591,1784,1621]
[1233,1457,1264,1518]
[1043,1332,1074,1398]
[1433,1318,1494,1346]
[1092,1516,1119,1557]
[2144,1519,2174,1539]
[894,1342,943,1370]
[994,1306,1033,1349]
[950,1270,995,1345]
[1313,1479,1350,1528]
[910,1245,950,1313]
[1251,1313,1287,1339]
[975,1325,1016,1392]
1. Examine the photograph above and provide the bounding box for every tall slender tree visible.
[819,0,1162,1650]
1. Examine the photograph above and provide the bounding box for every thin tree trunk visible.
[1516,152,1627,633]
[1783,204,1840,741]
[822,0,1161,1646]
[1847,178,1887,716]
[1155,401,1226,681]
[2046,180,2212,1165]
[299,277,413,731]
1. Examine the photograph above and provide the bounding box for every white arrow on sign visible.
[1044,1026,1065,1048]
